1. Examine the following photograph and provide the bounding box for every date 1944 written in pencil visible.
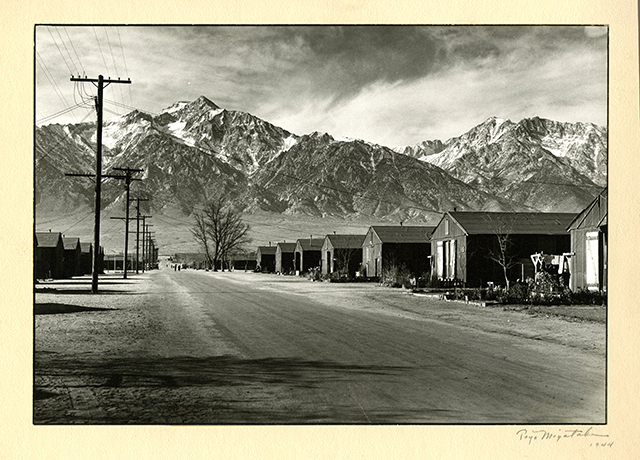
[516,427,613,446]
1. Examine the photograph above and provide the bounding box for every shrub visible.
[496,281,529,304]
[306,267,322,281]
[416,272,431,289]
[570,288,607,305]
[526,272,570,305]
[380,264,412,288]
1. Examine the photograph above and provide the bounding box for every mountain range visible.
[35,96,607,222]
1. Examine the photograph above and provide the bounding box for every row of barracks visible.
[34,231,103,280]
[255,188,607,291]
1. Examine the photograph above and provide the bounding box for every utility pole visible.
[145,228,156,271]
[108,167,143,279]
[145,224,154,271]
[129,198,149,274]
[67,167,142,279]
[139,216,150,273]
[69,74,131,293]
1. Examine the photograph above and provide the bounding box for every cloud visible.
[262,32,607,146]
[36,26,607,146]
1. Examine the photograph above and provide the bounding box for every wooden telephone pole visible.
[70,74,131,293]
[108,167,143,278]
[127,197,150,274]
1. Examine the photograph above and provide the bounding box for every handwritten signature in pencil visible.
[516,427,612,447]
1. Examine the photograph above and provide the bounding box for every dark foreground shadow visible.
[34,288,138,296]
[35,278,136,286]
[34,355,415,424]
[34,303,117,315]
[36,354,408,386]
[34,388,61,400]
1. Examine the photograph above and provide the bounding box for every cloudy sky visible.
[35,25,607,146]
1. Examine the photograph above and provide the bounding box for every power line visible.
[64,27,85,76]
[47,27,74,76]
[36,50,78,123]
[54,27,78,76]
[103,98,159,116]
[103,27,127,115]
[72,81,94,109]
[115,27,133,107]
[59,210,94,234]
[36,102,89,125]
[36,212,81,227]
[35,109,95,163]
[92,27,110,74]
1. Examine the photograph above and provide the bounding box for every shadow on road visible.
[36,278,137,286]
[34,288,139,296]
[35,303,117,315]
[35,355,417,423]
[37,355,409,387]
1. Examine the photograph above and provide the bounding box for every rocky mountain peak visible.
[191,95,221,110]
[35,100,607,220]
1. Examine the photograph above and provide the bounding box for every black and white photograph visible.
[32,25,610,426]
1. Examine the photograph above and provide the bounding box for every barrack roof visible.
[326,234,366,248]
[257,246,277,255]
[276,242,297,252]
[62,237,80,250]
[296,238,325,251]
[35,232,62,248]
[369,226,435,243]
[446,212,576,235]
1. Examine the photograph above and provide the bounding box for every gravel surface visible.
[34,269,606,424]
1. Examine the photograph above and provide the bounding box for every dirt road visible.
[34,267,605,424]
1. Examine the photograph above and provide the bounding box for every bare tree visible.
[484,214,518,290]
[191,197,251,271]
[334,247,360,278]
[190,212,214,269]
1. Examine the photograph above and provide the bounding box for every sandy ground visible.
[34,269,606,424]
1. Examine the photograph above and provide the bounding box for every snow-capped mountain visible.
[396,116,607,211]
[246,132,520,221]
[35,97,607,220]
[35,123,96,211]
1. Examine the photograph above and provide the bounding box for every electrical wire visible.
[36,102,89,125]
[36,110,95,164]
[36,50,78,123]
[47,27,74,76]
[59,210,94,234]
[92,26,110,74]
[54,27,78,76]
[115,27,133,107]
[103,27,127,115]
[64,27,85,76]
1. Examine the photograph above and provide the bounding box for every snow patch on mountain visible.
[162,101,189,114]
[97,115,151,150]
[487,117,510,144]
[166,120,196,146]
[282,135,298,151]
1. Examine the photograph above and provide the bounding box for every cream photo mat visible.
[1,1,638,459]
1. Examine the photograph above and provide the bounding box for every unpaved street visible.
[34,266,606,424]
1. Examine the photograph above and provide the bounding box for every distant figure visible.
[178,265,181,271]
[174,264,177,271]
